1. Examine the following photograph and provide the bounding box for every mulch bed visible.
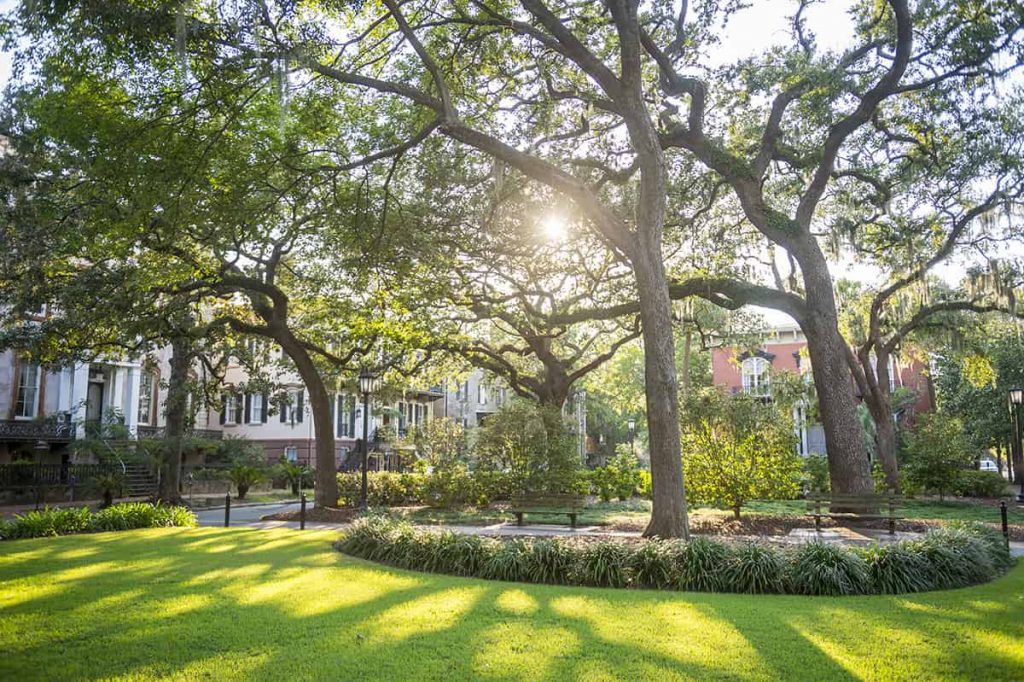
[262,507,360,523]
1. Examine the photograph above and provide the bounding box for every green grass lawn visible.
[1,528,1022,681]
[399,497,1022,528]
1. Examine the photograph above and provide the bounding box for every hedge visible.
[336,516,1013,595]
[0,503,197,540]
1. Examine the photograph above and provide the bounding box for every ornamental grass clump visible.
[789,541,870,596]
[1,507,91,539]
[526,538,576,585]
[576,540,631,588]
[479,538,531,582]
[674,537,731,592]
[629,539,677,589]
[335,516,1013,595]
[862,543,933,594]
[725,542,788,594]
[916,527,997,588]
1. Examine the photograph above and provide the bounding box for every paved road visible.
[195,501,300,527]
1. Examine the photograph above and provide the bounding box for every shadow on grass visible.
[1,528,1022,680]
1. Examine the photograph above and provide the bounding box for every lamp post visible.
[358,367,377,510]
[1009,388,1024,503]
[627,418,636,457]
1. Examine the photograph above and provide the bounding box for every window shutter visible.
[244,394,252,423]
[220,398,226,425]
[296,391,304,423]
[234,395,243,424]
[261,393,268,423]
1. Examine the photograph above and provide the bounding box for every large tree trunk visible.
[158,335,190,503]
[635,245,689,539]
[868,396,900,492]
[863,350,900,492]
[277,333,339,508]
[801,276,873,500]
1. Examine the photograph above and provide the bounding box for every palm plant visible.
[227,464,265,500]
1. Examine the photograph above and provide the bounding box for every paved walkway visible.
[199,502,1024,557]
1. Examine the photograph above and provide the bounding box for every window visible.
[337,395,355,438]
[869,354,897,393]
[14,360,40,419]
[281,389,304,425]
[478,382,489,405]
[137,371,156,425]
[741,356,771,397]
[284,446,298,462]
[222,393,243,426]
[496,387,506,406]
[248,393,265,424]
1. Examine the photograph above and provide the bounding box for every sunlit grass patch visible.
[0,527,1021,681]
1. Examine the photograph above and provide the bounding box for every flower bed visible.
[336,516,1013,595]
[0,503,197,540]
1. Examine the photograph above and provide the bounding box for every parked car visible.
[979,459,999,473]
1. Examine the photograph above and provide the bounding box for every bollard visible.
[300,493,307,531]
[1001,500,1009,550]
[224,494,231,528]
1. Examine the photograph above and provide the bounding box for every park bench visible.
[806,491,903,535]
[509,494,586,529]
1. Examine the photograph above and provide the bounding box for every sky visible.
[0,0,1001,327]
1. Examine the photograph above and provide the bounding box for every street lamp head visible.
[358,366,376,395]
[627,418,636,432]
[1010,387,1024,406]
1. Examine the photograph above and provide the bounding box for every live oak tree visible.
[0,50,405,507]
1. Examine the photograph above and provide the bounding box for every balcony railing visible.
[137,426,223,441]
[0,419,75,442]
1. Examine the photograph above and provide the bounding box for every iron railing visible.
[0,462,121,490]
[0,419,75,442]
[137,426,223,441]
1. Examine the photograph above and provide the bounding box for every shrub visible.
[0,503,195,540]
[90,471,126,508]
[637,470,652,500]
[914,526,1001,588]
[674,537,731,592]
[420,464,480,508]
[474,399,581,495]
[725,543,788,594]
[801,454,831,493]
[337,471,424,507]
[681,390,802,518]
[1,507,91,539]
[789,542,869,596]
[952,470,1008,498]
[903,414,975,500]
[90,502,197,531]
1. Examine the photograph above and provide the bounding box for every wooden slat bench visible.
[509,494,586,529]
[807,491,904,535]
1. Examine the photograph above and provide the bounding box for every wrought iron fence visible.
[0,462,121,490]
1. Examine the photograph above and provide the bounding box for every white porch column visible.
[70,362,89,439]
[125,365,140,438]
